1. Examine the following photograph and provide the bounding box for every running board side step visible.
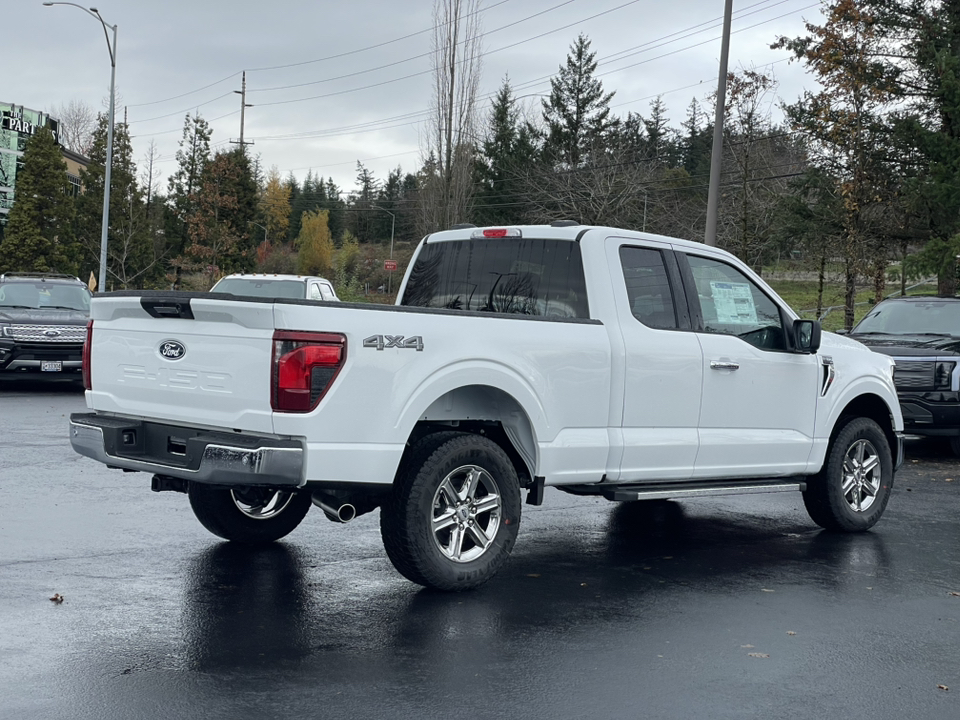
[604,479,806,502]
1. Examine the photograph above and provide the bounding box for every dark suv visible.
[848,296,960,454]
[0,273,91,376]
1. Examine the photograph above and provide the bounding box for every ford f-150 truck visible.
[70,224,904,590]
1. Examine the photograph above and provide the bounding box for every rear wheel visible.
[380,433,521,591]
[803,417,894,532]
[188,483,312,544]
[949,436,960,457]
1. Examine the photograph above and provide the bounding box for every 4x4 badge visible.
[363,335,424,351]
[159,340,187,360]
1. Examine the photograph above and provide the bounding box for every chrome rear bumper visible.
[69,413,304,487]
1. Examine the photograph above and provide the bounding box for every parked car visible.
[70,224,903,590]
[848,295,960,454]
[0,273,91,376]
[211,274,339,302]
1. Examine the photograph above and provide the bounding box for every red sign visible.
[384,260,398,271]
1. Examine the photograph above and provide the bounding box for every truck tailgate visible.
[87,295,277,433]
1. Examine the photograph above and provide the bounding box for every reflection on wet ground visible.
[2,393,958,719]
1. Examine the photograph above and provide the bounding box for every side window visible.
[320,283,336,301]
[308,283,322,301]
[685,254,785,350]
[618,246,678,329]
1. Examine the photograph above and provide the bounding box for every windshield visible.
[401,237,589,318]
[211,278,306,299]
[854,299,960,336]
[0,282,91,311]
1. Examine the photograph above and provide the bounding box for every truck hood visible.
[0,307,88,324]
[847,333,960,357]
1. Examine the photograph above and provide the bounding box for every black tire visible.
[802,417,894,532]
[380,432,522,591]
[188,483,312,544]
[949,436,960,458]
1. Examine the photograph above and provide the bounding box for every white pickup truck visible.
[70,223,904,590]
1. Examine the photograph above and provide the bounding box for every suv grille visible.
[5,325,86,343]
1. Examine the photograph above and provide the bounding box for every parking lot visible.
[1,377,958,720]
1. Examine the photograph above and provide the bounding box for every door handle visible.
[710,360,740,370]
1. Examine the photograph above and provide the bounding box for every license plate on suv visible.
[41,361,63,372]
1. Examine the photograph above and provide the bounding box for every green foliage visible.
[474,77,538,225]
[0,127,76,274]
[332,230,364,302]
[176,150,257,286]
[541,34,616,167]
[296,208,333,276]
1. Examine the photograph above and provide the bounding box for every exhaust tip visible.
[312,492,356,523]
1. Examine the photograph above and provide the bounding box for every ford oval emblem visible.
[159,340,187,361]
[43,329,62,338]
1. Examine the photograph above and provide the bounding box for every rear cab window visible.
[401,237,589,318]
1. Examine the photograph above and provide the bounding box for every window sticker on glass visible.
[710,281,757,324]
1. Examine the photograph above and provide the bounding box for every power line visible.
[247,0,581,94]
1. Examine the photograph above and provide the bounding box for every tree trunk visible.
[844,256,857,331]
[938,257,957,296]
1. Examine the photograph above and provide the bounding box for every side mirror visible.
[793,319,821,354]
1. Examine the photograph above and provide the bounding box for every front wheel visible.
[802,417,894,532]
[380,433,521,591]
[188,483,312,544]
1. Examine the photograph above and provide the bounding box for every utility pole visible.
[231,71,254,153]
[705,0,734,247]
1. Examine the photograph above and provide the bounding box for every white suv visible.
[211,274,339,302]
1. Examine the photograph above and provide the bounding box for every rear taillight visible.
[271,330,346,412]
[82,320,93,390]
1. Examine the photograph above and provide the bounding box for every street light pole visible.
[372,205,396,294]
[44,2,117,292]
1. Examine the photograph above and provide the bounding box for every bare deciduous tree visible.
[419,0,482,234]
[55,100,96,156]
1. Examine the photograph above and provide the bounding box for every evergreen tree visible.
[74,116,156,289]
[475,78,538,225]
[177,149,256,287]
[868,0,960,294]
[0,128,77,274]
[541,34,617,167]
[167,113,212,285]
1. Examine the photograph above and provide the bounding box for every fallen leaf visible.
[761,588,775,593]
[937,684,949,692]
[911,459,919,463]
[526,574,540,578]
[49,593,64,604]
[747,653,770,658]
[906,488,913,492]
[787,631,797,636]
[580,583,588,587]
[946,479,954,483]
[949,591,960,597]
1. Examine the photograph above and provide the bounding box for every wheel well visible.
[403,385,537,487]
[835,394,897,452]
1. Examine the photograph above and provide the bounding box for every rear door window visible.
[618,246,679,329]
[401,237,589,318]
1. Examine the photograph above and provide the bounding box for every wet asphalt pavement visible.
[1,377,958,720]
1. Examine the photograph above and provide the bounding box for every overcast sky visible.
[6,0,824,195]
